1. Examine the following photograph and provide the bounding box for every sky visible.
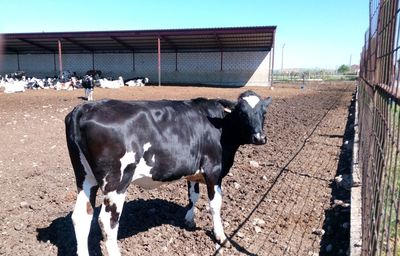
[0,0,368,70]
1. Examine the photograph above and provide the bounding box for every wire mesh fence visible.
[358,0,400,255]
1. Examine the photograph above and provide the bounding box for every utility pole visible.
[281,43,285,73]
[349,54,352,68]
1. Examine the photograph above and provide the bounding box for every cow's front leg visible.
[88,89,94,101]
[207,183,231,248]
[98,191,126,256]
[185,181,200,228]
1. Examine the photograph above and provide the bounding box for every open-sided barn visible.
[1,26,276,86]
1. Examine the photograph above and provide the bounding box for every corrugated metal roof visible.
[2,26,276,54]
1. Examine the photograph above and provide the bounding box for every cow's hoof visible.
[219,238,232,248]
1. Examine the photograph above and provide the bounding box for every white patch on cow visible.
[72,151,97,255]
[79,151,95,177]
[143,142,151,152]
[209,185,227,243]
[242,95,260,108]
[99,191,126,256]
[131,157,162,189]
[102,176,107,192]
[119,151,135,181]
[131,142,163,189]
[185,181,200,225]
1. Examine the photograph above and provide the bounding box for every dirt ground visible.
[0,81,355,256]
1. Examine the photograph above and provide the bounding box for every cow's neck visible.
[219,115,242,176]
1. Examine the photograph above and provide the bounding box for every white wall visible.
[1,51,271,86]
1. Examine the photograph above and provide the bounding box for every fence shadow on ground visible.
[319,92,355,255]
[36,199,193,256]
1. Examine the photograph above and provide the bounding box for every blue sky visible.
[0,0,368,69]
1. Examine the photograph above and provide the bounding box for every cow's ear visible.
[264,97,272,106]
[261,97,272,110]
[218,99,236,113]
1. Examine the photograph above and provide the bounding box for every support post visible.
[158,37,161,86]
[220,51,223,71]
[58,40,63,77]
[270,29,276,87]
[281,43,285,73]
[53,53,57,76]
[17,52,20,71]
[92,53,95,71]
[132,51,135,71]
[175,51,178,71]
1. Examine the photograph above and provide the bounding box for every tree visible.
[337,64,350,74]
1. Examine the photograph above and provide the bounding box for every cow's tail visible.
[65,105,84,150]
[65,105,87,189]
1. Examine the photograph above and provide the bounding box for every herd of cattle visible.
[0,70,149,100]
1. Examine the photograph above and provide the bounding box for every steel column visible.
[53,53,56,76]
[270,29,276,87]
[92,53,95,71]
[158,37,161,86]
[132,51,135,71]
[175,51,178,71]
[58,40,62,77]
[17,52,20,71]
[220,51,223,71]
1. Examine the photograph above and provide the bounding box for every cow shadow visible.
[319,92,355,255]
[36,199,191,256]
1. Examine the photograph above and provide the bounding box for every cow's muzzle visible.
[252,133,266,145]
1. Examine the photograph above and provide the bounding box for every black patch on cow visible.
[117,163,136,194]
[104,198,120,229]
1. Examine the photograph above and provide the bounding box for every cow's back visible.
[66,99,224,188]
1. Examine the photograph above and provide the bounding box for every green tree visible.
[337,64,350,74]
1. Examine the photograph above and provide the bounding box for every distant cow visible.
[81,75,95,101]
[65,90,272,255]
[125,77,149,86]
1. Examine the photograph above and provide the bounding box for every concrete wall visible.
[1,51,271,86]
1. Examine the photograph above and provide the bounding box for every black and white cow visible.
[81,75,95,101]
[65,90,272,255]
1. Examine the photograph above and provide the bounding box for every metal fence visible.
[358,0,400,255]
[273,72,358,82]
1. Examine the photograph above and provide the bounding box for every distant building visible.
[1,26,276,87]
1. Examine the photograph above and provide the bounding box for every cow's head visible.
[229,90,272,145]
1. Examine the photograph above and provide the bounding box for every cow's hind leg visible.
[98,191,126,256]
[207,183,231,248]
[88,89,94,101]
[71,175,98,256]
[184,181,200,228]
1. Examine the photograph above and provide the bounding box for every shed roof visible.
[2,26,276,54]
